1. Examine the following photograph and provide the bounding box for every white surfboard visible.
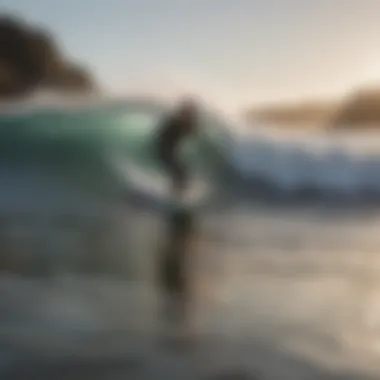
[111,154,211,209]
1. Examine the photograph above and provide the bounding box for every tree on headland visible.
[0,14,97,100]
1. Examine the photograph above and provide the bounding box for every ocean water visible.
[3,97,380,201]
[0,99,232,204]
[2,99,380,379]
[3,206,380,379]
[232,123,380,200]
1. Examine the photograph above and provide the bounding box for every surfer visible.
[155,98,198,198]
[154,98,199,344]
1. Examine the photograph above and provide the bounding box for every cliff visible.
[0,15,97,100]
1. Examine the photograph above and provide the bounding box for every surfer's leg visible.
[169,259,192,340]
[159,254,191,344]
[158,210,195,348]
[159,254,179,323]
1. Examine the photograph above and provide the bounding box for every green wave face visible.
[0,101,233,196]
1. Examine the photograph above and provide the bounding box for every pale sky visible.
[2,0,380,112]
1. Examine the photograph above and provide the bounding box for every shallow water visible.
[2,205,380,379]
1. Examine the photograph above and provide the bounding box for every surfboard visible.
[111,154,211,211]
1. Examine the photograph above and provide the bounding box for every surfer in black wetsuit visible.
[155,98,198,198]
[154,98,199,345]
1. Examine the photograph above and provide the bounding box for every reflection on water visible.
[2,205,380,379]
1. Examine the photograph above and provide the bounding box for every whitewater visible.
[2,98,380,379]
[232,122,380,199]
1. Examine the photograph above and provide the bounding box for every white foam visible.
[231,126,380,194]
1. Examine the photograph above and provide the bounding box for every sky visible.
[2,0,380,113]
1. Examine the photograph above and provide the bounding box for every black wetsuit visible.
[155,109,197,324]
[155,115,193,190]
